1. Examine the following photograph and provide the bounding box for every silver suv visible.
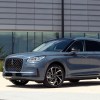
[3,37,100,88]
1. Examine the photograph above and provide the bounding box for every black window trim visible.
[83,40,85,52]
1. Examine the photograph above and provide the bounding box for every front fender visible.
[44,58,69,78]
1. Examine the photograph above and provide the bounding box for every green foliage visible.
[0,46,5,72]
[0,60,3,72]
[0,46,6,58]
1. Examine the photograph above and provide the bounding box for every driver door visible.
[66,40,88,77]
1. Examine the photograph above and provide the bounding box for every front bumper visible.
[3,70,41,81]
[3,71,39,77]
[3,57,47,81]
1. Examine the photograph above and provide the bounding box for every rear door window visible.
[85,40,100,51]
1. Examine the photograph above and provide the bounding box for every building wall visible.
[64,0,100,32]
[0,0,100,55]
[0,0,100,33]
[0,0,61,32]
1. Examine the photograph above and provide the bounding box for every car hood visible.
[6,52,68,59]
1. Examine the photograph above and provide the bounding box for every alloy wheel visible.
[44,64,64,88]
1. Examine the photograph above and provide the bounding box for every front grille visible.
[5,58,23,72]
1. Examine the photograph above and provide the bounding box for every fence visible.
[0,32,99,55]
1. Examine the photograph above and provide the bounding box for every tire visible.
[69,79,79,83]
[10,80,29,86]
[43,64,65,88]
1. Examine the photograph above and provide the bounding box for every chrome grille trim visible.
[5,58,23,72]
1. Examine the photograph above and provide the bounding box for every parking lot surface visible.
[0,72,100,100]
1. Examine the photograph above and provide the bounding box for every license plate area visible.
[12,73,16,76]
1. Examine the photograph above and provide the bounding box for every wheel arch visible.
[46,61,66,78]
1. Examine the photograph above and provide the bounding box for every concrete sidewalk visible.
[1,72,100,100]
[1,72,100,93]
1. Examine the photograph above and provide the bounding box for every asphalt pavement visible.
[0,72,100,100]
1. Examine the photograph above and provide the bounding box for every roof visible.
[44,38,73,43]
[73,37,100,42]
[45,37,100,43]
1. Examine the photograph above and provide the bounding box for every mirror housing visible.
[69,51,77,56]
[71,47,78,52]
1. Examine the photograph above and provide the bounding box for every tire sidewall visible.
[43,64,65,88]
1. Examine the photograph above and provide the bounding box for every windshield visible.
[33,39,72,52]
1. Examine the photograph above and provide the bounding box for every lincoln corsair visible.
[3,37,100,88]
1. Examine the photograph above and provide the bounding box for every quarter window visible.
[85,40,100,51]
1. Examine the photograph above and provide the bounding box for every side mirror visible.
[69,51,76,56]
[71,47,78,52]
[68,47,79,56]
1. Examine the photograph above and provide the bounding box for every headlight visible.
[27,56,45,63]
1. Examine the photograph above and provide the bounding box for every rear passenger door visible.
[84,40,100,76]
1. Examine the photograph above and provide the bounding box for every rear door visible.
[84,40,100,76]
